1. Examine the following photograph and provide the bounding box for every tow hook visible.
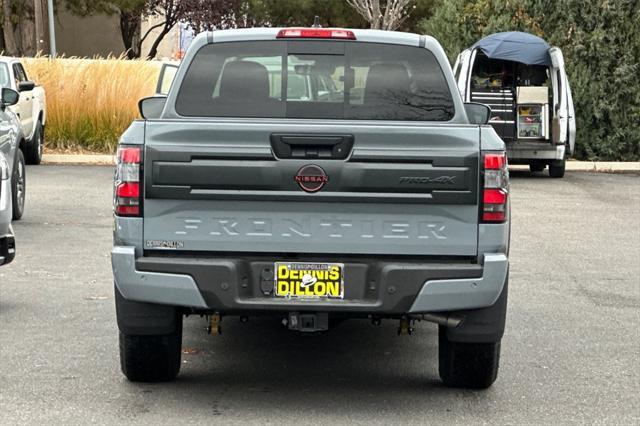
[398,317,414,336]
[207,312,222,335]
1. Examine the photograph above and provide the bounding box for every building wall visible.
[56,8,180,59]
[141,17,181,60]
[53,7,181,59]
[55,7,125,58]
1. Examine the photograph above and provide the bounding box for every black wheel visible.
[119,318,183,382]
[439,327,501,389]
[549,159,566,178]
[529,163,545,173]
[25,121,43,165]
[11,149,26,220]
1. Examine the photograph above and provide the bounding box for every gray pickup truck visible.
[112,27,511,389]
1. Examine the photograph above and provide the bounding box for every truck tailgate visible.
[142,121,479,256]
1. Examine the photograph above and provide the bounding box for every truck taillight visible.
[481,152,509,223]
[114,146,142,217]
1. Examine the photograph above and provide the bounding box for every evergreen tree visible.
[535,0,639,160]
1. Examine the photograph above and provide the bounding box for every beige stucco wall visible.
[53,8,180,59]
[55,7,125,58]
[141,16,181,60]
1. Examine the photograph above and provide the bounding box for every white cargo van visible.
[453,32,576,177]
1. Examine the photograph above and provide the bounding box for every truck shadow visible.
[123,317,486,416]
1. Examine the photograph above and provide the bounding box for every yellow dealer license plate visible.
[274,262,344,299]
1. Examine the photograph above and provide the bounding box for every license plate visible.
[274,262,344,299]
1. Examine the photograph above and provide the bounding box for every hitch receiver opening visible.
[288,312,329,333]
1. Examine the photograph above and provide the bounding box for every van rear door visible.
[566,79,576,155]
[550,47,568,145]
[453,49,473,100]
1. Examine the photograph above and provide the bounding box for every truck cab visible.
[453,32,576,177]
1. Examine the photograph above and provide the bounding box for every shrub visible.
[538,0,640,161]
[22,57,161,153]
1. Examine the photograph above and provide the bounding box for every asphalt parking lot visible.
[0,165,638,425]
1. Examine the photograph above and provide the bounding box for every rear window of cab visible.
[175,40,455,121]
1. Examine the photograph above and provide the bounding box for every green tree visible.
[243,0,367,28]
[533,0,640,160]
[401,0,437,33]
[420,0,542,63]
[242,0,435,32]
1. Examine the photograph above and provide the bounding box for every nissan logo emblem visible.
[294,165,328,193]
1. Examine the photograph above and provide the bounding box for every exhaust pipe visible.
[416,313,464,328]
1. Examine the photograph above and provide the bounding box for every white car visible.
[0,57,47,165]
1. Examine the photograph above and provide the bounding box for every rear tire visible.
[439,327,501,389]
[25,121,43,165]
[119,317,183,382]
[11,149,26,221]
[529,163,545,173]
[549,159,566,178]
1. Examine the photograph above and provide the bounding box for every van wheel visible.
[119,319,182,382]
[529,163,545,173]
[25,121,43,165]
[438,328,501,389]
[11,149,26,220]
[549,159,566,178]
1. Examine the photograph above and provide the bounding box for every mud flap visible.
[444,270,508,344]
[115,283,181,336]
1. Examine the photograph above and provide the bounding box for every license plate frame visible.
[274,262,344,299]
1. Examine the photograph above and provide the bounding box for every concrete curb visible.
[41,154,640,173]
[43,154,114,165]
[574,162,640,173]
[510,162,640,173]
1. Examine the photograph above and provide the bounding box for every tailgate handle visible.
[270,133,354,159]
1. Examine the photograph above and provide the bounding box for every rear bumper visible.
[507,141,565,162]
[0,178,12,238]
[0,233,16,267]
[112,246,508,314]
